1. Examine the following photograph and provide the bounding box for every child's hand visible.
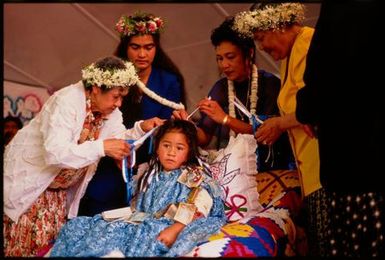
[157,222,185,248]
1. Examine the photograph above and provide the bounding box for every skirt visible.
[3,189,67,257]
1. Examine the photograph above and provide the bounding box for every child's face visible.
[157,130,189,171]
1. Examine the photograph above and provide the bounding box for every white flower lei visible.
[233,3,305,38]
[82,61,138,88]
[227,64,258,137]
[136,80,185,110]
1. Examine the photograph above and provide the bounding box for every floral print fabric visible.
[3,190,67,256]
[3,94,104,257]
[50,168,226,257]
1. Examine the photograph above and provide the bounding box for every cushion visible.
[202,134,263,222]
[256,170,300,206]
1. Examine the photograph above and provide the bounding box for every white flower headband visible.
[82,61,139,88]
[81,60,184,110]
[233,3,305,38]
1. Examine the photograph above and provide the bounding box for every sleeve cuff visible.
[134,120,146,137]
[96,139,105,157]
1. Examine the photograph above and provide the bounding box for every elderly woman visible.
[3,56,164,257]
[233,2,322,256]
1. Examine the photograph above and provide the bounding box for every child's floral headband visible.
[82,61,139,88]
[115,12,165,37]
[233,3,305,38]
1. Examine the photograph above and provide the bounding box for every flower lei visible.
[115,12,164,37]
[136,80,185,110]
[81,61,138,88]
[227,64,258,137]
[233,3,305,38]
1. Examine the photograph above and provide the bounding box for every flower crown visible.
[233,3,305,38]
[81,59,184,110]
[81,61,139,88]
[115,12,164,37]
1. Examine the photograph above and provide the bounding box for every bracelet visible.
[222,115,229,125]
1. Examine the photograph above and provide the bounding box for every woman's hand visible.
[172,109,188,120]
[198,98,226,124]
[103,139,131,160]
[140,117,165,132]
[157,222,185,248]
[255,117,284,145]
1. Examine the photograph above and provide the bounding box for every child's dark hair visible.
[135,119,199,194]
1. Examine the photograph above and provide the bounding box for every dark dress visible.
[296,1,384,257]
[197,70,295,172]
[78,68,183,216]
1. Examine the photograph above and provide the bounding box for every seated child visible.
[49,119,226,257]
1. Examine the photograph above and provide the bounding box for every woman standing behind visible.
[79,12,185,217]
[234,2,322,255]
[115,11,185,124]
[3,56,163,256]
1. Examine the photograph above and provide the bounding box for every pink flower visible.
[154,17,163,28]
[135,21,146,33]
[147,21,157,33]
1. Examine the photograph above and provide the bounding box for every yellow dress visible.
[278,26,321,197]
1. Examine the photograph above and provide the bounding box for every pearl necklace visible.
[227,64,258,137]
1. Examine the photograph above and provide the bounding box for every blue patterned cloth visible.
[50,168,226,257]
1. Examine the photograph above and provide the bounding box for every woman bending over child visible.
[49,119,226,257]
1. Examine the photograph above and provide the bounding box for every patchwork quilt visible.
[185,169,305,257]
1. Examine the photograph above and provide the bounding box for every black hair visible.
[135,119,199,195]
[4,115,23,129]
[114,33,186,106]
[210,17,256,63]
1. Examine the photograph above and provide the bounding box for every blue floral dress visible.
[50,168,226,257]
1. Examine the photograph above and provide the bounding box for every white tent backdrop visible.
[4,3,320,112]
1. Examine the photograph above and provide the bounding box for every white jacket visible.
[3,81,145,223]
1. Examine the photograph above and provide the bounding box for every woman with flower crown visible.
[233,2,322,256]
[3,56,164,257]
[79,12,186,217]
[173,17,295,172]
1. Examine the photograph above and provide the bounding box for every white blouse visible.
[4,81,145,223]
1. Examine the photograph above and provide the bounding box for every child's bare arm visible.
[157,222,185,248]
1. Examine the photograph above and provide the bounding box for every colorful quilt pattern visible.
[185,170,303,257]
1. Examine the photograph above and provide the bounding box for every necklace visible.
[227,64,258,137]
[136,80,184,110]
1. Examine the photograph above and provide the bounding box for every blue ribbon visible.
[252,114,269,169]
[251,115,264,135]
[148,135,154,154]
[123,139,135,205]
